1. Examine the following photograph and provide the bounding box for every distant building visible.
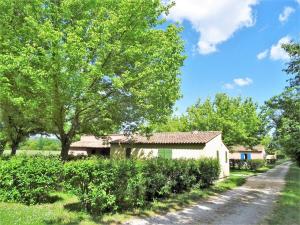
[229,145,266,160]
[69,134,124,157]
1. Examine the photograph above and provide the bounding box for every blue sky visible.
[166,0,300,114]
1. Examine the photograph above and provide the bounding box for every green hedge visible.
[229,159,265,171]
[0,155,62,205]
[0,155,220,215]
[64,159,145,214]
[64,158,220,214]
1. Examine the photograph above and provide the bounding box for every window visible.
[158,149,172,159]
[225,151,228,163]
[216,150,219,161]
[241,153,252,160]
[126,148,131,159]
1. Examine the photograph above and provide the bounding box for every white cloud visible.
[256,36,291,61]
[296,0,300,5]
[270,36,291,61]
[166,0,259,55]
[279,6,295,23]
[257,49,269,60]
[233,77,253,86]
[223,83,235,89]
[223,77,253,89]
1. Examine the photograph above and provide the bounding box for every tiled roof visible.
[111,131,221,145]
[230,145,265,152]
[70,135,124,148]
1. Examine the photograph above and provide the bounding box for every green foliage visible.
[229,159,265,171]
[264,42,300,165]
[64,158,220,214]
[155,93,264,147]
[19,137,61,151]
[0,155,62,205]
[64,159,145,214]
[0,0,185,159]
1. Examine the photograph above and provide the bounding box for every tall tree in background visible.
[155,93,264,147]
[0,98,43,155]
[0,0,185,159]
[265,42,300,165]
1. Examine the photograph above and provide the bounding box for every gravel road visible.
[124,162,291,225]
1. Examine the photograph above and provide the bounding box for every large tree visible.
[0,0,185,159]
[265,42,300,164]
[155,93,264,147]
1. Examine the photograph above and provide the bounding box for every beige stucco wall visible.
[110,134,230,178]
[69,147,88,156]
[229,152,265,160]
[203,135,230,178]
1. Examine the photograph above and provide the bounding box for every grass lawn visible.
[0,170,254,225]
[263,163,300,225]
[3,150,60,156]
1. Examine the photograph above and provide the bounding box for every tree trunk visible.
[0,140,6,155]
[60,136,71,161]
[11,141,19,156]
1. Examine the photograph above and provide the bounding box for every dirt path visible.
[124,162,291,225]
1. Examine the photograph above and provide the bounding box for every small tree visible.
[0,99,43,155]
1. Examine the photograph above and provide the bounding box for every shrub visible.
[198,158,220,187]
[248,159,265,171]
[230,159,265,171]
[63,157,220,215]
[0,155,62,205]
[64,158,145,214]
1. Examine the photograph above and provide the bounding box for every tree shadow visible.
[64,202,83,212]
[43,217,82,225]
[44,194,64,204]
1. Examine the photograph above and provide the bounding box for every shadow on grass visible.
[64,202,83,213]
[44,195,64,204]
[43,217,82,225]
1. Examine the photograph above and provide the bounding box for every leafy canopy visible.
[264,42,300,164]
[0,0,185,158]
[155,93,264,147]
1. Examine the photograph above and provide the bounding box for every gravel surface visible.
[124,162,291,225]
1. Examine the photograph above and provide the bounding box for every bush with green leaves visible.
[230,159,265,171]
[0,155,62,205]
[64,158,145,214]
[64,157,220,214]
[247,159,265,170]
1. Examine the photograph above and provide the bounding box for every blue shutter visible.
[248,153,252,160]
[240,153,244,160]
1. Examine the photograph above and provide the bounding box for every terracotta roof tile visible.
[230,145,265,152]
[111,131,221,144]
[70,135,124,148]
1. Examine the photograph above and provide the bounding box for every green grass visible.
[0,171,253,225]
[263,163,300,225]
[3,150,60,156]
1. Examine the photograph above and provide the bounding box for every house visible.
[69,134,124,157]
[110,131,230,178]
[266,154,277,163]
[229,145,266,160]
